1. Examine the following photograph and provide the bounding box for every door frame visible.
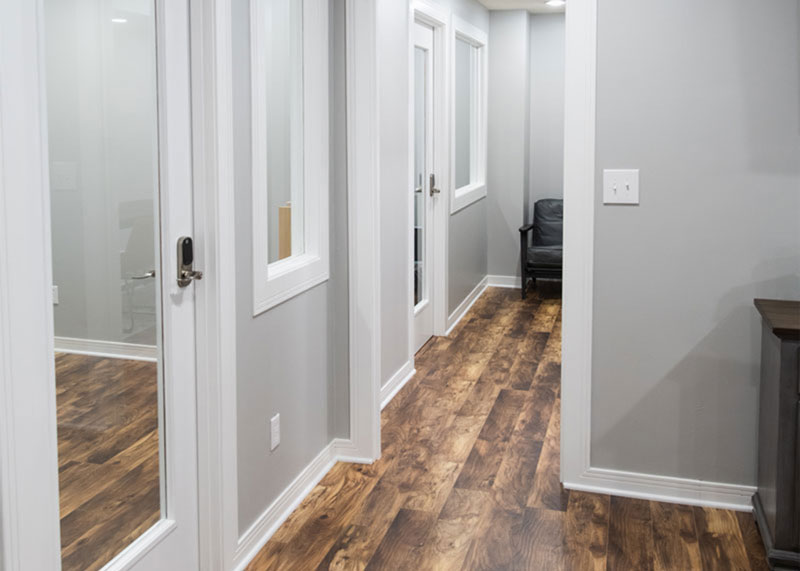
[408,0,450,359]
[1,0,204,567]
[0,1,62,568]
[559,0,597,488]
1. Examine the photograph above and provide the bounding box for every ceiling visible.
[477,0,565,14]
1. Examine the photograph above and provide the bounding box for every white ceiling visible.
[477,0,565,14]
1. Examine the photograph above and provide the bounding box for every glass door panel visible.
[414,45,427,308]
[44,1,164,569]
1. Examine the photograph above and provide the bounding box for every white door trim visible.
[345,0,382,462]
[560,0,597,487]
[410,0,450,344]
[190,0,239,569]
[1,0,204,568]
[0,1,62,568]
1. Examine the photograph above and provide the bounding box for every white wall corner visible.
[380,360,416,410]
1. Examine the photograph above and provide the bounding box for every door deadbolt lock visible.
[429,174,441,197]
[177,236,203,287]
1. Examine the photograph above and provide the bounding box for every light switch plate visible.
[603,169,639,205]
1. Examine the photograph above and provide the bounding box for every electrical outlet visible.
[270,414,280,451]
[52,285,59,305]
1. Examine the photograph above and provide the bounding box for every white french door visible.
[413,21,437,353]
[0,0,200,569]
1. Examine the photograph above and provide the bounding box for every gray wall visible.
[486,10,530,280]
[379,0,412,386]
[233,0,349,534]
[528,13,565,213]
[449,201,489,313]
[592,0,800,485]
[444,0,490,316]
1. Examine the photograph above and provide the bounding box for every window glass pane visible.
[266,0,305,264]
[455,37,472,189]
[414,47,426,307]
[44,0,164,568]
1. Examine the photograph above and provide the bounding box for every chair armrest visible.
[519,223,534,234]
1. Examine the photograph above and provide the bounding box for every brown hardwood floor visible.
[56,353,160,571]
[247,286,768,570]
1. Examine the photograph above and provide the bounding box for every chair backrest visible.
[532,198,563,246]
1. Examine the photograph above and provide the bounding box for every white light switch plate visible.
[603,169,639,205]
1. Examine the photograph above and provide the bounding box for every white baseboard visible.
[380,361,415,410]
[564,467,756,512]
[234,438,367,570]
[446,276,488,335]
[54,337,157,362]
[487,274,521,289]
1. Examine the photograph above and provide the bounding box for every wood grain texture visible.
[607,496,656,571]
[694,506,751,571]
[651,501,702,570]
[246,287,766,571]
[55,353,160,571]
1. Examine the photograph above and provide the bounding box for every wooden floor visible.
[56,353,160,571]
[247,286,768,570]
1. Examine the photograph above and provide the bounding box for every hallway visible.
[247,287,766,570]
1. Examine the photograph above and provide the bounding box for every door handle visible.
[131,270,156,280]
[429,174,441,197]
[177,236,203,287]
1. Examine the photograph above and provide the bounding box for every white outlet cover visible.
[270,414,280,451]
[603,169,640,205]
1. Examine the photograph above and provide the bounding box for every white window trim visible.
[250,0,330,316]
[450,15,488,214]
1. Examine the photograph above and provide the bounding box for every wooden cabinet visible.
[754,299,800,570]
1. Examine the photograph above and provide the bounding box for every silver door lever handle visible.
[131,270,156,280]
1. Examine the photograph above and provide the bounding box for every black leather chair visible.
[519,198,563,299]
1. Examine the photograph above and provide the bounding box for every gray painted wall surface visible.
[486,11,529,279]
[379,0,412,386]
[233,0,349,534]
[528,13,564,213]
[592,0,800,485]
[449,200,489,314]
[443,0,490,317]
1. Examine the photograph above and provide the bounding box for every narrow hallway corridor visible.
[247,287,767,570]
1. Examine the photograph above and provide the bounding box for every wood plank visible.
[607,497,656,571]
[414,489,492,571]
[650,501,702,571]
[564,491,610,571]
[735,511,770,571]
[510,507,566,570]
[693,506,751,571]
[365,509,437,570]
[526,395,569,511]
[461,500,523,570]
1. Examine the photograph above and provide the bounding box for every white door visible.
[413,21,437,353]
[42,1,199,569]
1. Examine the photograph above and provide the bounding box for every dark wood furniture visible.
[519,198,563,299]
[753,299,800,570]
